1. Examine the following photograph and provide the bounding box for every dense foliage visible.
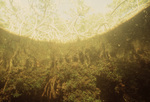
[0,0,150,102]
[0,5,150,102]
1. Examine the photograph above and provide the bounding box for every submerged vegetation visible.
[0,0,150,102]
[0,4,150,101]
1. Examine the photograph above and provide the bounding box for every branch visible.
[111,0,127,15]
[3,47,19,93]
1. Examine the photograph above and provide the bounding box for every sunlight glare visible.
[54,0,113,20]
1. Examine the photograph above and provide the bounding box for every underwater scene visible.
[0,0,150,102]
